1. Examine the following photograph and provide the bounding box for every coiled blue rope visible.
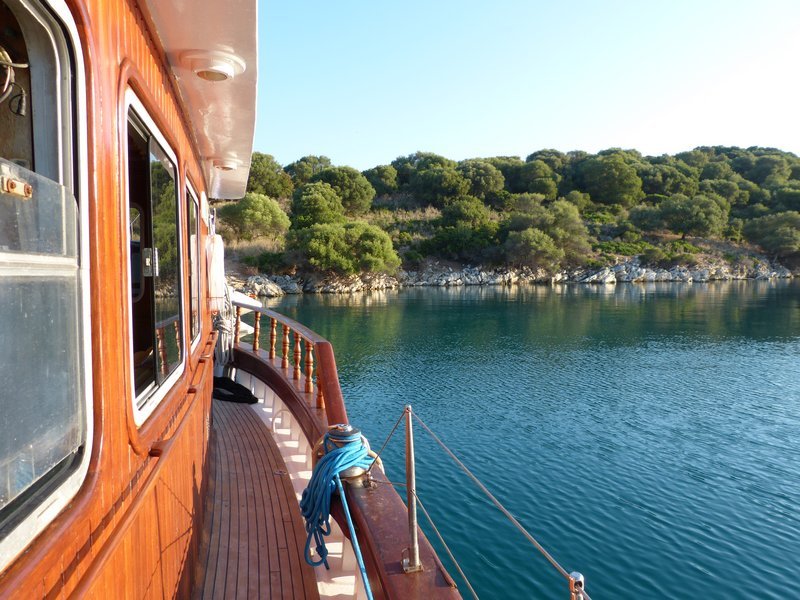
[300,430,374,594]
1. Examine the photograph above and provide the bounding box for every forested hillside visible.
[216,147,800,276]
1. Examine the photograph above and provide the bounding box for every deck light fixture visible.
[212,158,241,171]
[180,50,246,82]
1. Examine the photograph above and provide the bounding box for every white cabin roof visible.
[142,0,257,199]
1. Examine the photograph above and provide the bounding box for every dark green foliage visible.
[362,164,399,196]
[310,166,376,215]
[289,222,400,274]
[525,149,567,175]
[504,228,564,269]
[241,251,288,273]
[595,239,655,256]
[410,167,470,207]
[485,156,525,191]
[659,194,728,239]
[217,193,291,241]
[242,145,800,275]
[290,182,346,229]
[773,187,800,212]
[744,212,800,257]
[573,155,644,207]
[284,155,332,185]
[247,152,294,199]
[391,152,456,187]
[440,196,492,228]
[639,164,699,197]
[457,160,505,199]
[629,204,664,232]
[421,223,498,263]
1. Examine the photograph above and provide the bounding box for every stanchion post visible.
[403,405,423,573]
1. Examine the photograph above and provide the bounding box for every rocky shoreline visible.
[232,257,794,297]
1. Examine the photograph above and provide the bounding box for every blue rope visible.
[300,430,374,598]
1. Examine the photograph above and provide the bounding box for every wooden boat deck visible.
[193,399,320,599]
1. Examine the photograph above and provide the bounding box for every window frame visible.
[186,179,202,350]
[123,89,186,427]
[0,0,92,572]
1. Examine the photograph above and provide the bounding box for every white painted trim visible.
[123,89,186,427]
[0,0,93,574]
[186,179,202,351]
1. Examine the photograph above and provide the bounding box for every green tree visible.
[525,149,568,176]
[310,166,376,215]
[290,182,346,229]
[773,187,800,212]
[659,194,728,239]
[485,156,525,191]
[290,221,400,274]
[410,166,470,207]
[362,164,398,196]
[391,152,456,187]
[440,196,492,228]
[574,155,644,207]
[629,204,663,232]
[457,160,505,199]
[549,199,591,261]
[217,192,290,241]
[247,152,294,199]
[284,155,332,185]
[504,228,564,270]
[744,212,800,257]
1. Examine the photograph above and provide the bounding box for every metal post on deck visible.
[402,405,423,573]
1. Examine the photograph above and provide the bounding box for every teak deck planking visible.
[193,400,319,600]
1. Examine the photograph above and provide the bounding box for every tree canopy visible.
[310,166,376,215]
[247,152,294,199]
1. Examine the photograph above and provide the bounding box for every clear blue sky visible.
[255,0,800,170]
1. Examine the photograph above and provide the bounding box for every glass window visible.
[0,0,89,566]
[127,108,183,413]
[0,160,84,526]
[187,187,200,343]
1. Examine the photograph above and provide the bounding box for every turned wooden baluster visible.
[316,368,325,409]
[156,327,168,375]
[293,334,302,380]
[252,311,261,352]
[233,306,242,345]
[269,317,277,359]
[304,342,314,393]
[281,325,290,369]
[173,321,181,357]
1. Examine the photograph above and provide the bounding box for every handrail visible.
[231,300,348,426]
[228,304,459,599]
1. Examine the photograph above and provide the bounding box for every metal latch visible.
[1,175,33,199]
[142,247,154,277]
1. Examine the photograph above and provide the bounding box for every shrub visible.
[290,182,346,229]
[310,166,376,215]
[289,221,400,275]
[504,227,564,269]
[241,251,289,273]
[216,192,290,241]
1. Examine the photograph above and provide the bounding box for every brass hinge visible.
[0,175,33,199]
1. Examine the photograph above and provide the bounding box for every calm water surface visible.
[269,280,800,599]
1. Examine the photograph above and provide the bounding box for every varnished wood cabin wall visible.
[0,0,218,597]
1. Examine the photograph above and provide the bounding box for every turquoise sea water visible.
[269,280,800,599]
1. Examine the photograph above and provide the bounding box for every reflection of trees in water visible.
[265,281,800,379]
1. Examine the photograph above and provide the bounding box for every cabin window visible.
[0,0,91,570]
[126,99,184,424]
[187,184,201,345]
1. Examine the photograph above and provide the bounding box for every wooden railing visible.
[155,314,181,375]
[231,301,348,426]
